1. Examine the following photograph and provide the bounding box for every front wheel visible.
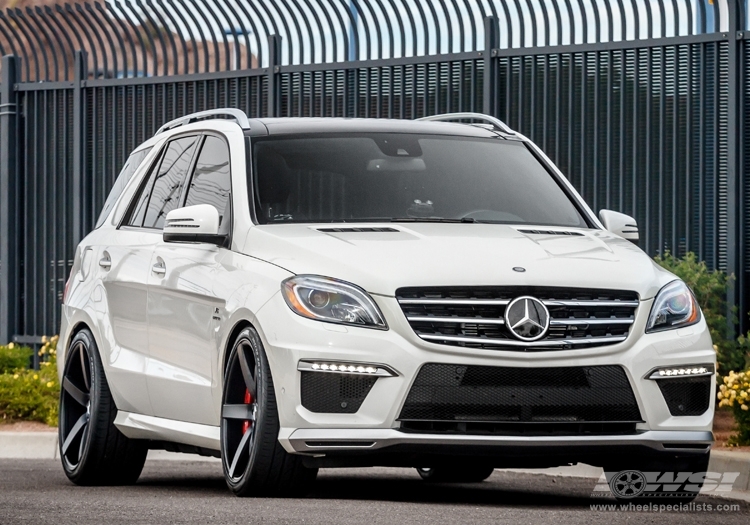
[220,327,318,497]
[416,465,495,483]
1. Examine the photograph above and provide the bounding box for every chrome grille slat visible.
[418,334,628,347]
[550,318,634,326]
[398,298,511,305]
[544,300,639,308]
[397,286,639,351]
[406,316,634,326]
[406,316,506,325]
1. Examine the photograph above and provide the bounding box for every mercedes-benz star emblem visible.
[504,296,550,341]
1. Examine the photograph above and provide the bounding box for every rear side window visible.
[183,136,232,227]
[95,147,152,229]
[127,135,200,229]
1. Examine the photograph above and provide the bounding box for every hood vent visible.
[517,229,584,236]
[318,227,399,233]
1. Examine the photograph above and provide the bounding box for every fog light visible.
[298,360,397,377]
[647,364,714,380]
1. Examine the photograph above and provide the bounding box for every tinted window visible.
[96,147,152,229]
[140,136,200,229]
[252,134,588,228]
[184,136,232,226]
[127,147,164,227]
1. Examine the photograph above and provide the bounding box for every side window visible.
[127,148,165,227]
[183,136,232,227]
[95,147,152,229]
[134,136,200,229]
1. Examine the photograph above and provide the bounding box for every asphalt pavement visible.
[1,459,749,524]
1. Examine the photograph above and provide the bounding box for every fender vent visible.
[517,229,584,236]
[318,227,399,233]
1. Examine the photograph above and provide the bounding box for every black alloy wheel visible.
[221,327,318,497]
[59,328,147,485]
[59,337,93,472]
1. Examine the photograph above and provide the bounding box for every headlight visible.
[646,280,701,333]
[281,275,388,330]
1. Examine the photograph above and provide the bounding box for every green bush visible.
[0,343,33,373]
[0,336,59,426]
[655,252,749,374]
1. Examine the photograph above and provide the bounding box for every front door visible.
[146,134,234,425]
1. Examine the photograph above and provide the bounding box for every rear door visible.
[98,146,164,416]
[146,134,234,425]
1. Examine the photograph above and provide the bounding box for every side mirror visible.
[163,204,226,245]
[599,209,639,243]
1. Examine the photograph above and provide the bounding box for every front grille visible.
[657,377,712,416]
[398,364,642,431]
[397,286,639,351]
[300,372,377,413]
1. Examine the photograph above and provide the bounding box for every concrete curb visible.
[0,431,58,459]
[0,431,748,499]
[0,431,219,462]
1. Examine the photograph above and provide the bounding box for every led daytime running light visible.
[647,364,714,380]
[298,361,396,377]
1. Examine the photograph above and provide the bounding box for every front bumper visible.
[288,428,713,453]
[286,429,713,469]
[254,292,716,461]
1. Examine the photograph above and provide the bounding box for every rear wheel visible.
[416,465,495,483]
[221,327,318,497]
[59,328,147,485]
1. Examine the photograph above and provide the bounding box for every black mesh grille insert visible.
[398,364,642,424]
[657,377,712,416]
[397,286,639,351]
[300,372,377,413]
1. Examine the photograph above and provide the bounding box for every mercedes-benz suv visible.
[58,110,715,498]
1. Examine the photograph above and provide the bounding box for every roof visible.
[246,117,513,139]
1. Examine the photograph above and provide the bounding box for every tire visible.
[416,465,495,483]
[221,327,318,497]
[607,453,711,504]
[59,328,148,485]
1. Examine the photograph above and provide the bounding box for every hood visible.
[242,223,675,299]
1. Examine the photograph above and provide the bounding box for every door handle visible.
[152,262,166,276]
[98,257,111,269]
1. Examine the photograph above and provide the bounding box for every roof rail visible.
[417,113,514,135]
[156,108,250,135]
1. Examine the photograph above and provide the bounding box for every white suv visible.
[58,110,715,498]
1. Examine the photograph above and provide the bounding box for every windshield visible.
[251,133,589,227]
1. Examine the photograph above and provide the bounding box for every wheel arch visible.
[58,308,101,379]
[222,319,254,376]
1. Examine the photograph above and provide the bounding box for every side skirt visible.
[114,411,221,452]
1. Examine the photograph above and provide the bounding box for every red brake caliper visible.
[242,388,253,434]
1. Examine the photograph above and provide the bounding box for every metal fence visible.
[0,0,747,346]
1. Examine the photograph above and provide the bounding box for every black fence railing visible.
[0,0,747,347]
